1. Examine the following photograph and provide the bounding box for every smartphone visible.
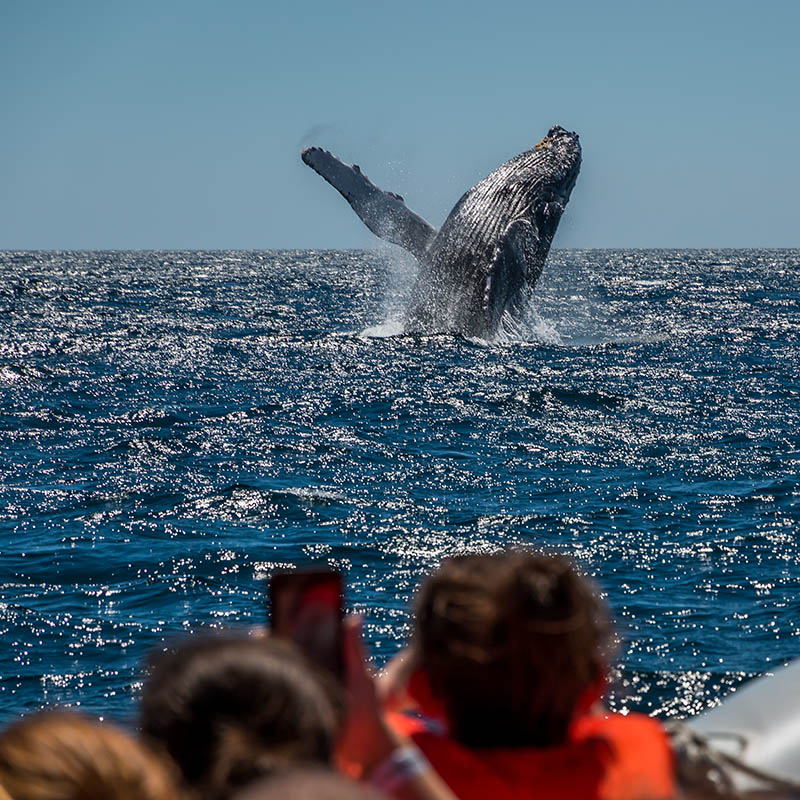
[269,568,344,679]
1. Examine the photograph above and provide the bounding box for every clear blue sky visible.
[2,0,798,249]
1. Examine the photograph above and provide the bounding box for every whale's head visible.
[527,125,582,246]
[533,125,581,185]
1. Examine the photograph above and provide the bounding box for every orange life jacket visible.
[388,709,675,800]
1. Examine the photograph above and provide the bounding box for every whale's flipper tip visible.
[301,146,327,169]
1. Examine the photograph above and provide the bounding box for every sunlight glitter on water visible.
[0,248,799,723]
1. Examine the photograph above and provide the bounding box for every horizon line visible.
[2,245,799,254]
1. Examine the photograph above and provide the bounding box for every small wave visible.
[184,483,349,524]
[283,486,347,505]
[507,386,625,413]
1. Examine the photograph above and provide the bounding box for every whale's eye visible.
[534,137,552,151]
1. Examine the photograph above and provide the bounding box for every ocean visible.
[1,248,799,725]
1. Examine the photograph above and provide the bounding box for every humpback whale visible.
[302,125,581,337]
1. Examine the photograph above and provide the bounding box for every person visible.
[378,550,676,800]
[0,708,181,800]
[140,633,340,800]
[232,767,385,800]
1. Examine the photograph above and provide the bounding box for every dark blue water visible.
[1,249,799,724]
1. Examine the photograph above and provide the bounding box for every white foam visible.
[360,320,406,338]
[487,307,564,346]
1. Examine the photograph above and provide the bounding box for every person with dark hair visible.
[379,550,676,800]
[140,633,340,800]
[0,709,182,800]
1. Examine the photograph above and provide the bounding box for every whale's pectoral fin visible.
[484,218,542,329]
[301,147,437,262]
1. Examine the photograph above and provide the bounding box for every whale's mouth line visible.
[544,174,577,208]
[560,162,580,202]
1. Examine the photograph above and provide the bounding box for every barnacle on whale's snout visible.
[534,136,552,151]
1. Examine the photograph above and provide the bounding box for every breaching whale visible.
[302,125,581,337]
